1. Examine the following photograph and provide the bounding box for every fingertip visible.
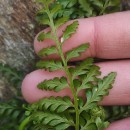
[21,69,72,103]
[97,60,130,105]
[21,70,47,103]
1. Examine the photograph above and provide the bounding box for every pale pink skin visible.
[22,11,130,129]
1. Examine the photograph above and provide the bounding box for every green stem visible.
[18,116,30,130]
[47,10,79,130]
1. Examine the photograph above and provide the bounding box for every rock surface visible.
[0,0,37,71]
[0,0,130,100]
[0,0,40,100]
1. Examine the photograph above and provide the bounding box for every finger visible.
[22,69,74,103]
[98,60,130,105]
[105,118,130,130]
[34,11,130,60]
[22,60,130,104]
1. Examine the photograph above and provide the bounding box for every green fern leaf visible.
[92,0,104,9]
[34,124,53,130]
[57,0,72,8]
[104,105,130,122]
[70,58,94,79]
[108,0,120,6]
[66,44,89,61]
[80,72,116,112]
[36,60,63,71]
[95,117,109,130]
[38,46,57,57]
[0,64,24,92]
[55,17,69,28]
[62,21,79,42]
[0,99,26,127]
[38,16,50,26]
[38,76,68,92]
[37,8,46,14]
[77,65,101,94]
[0,64,23,81]
[79,110,90,127]
[51,4,62,15]
[57,0,78,8]
[81,117,107,130]
[30,112,74,130]
[79,0,93,16]
[36,0,54,5]
[81,123,97,130]
[30,96,73,113]
[68,0,78,7]
[33,1,119,130]
[37,32,52,42]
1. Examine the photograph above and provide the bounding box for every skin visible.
[22,11,130,129]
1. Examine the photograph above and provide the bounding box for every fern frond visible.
[66,44,89,62]
[104,105,130,122]
[76,65,101,94]
[30,111,75,130]
[0,64,24,96]
[34,124,53,130]
[36,60,63,71]
[62,21,79,43]
[79,0,93,16]
[38,76,68,92]
[0,99,27,130]
[80,117,109,130]
[57,0,77,8]
[27,0,120,130]
[38,46,57,57]
[37,32,53,42]
[51,4,62,16]
[37,0,54,5]
[0,99,25,120]
[55,17,69,28]
[30,96,73,113]
[80,72,116,112]
[0,64,23,86]
[70,58,94,79]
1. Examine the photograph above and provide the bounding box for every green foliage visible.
[0,65,31,130]
[0,64,24,90]
[0,1,127,130]
[80,72,116,112]
[104,106,130,122]
[21,1,118,130]
[62,21,79,43]
[70,58,94,79]
[36,0,120,21]
[66,44,89,61]
[29,96,73,113]
[79,106,109,130]
[38,77,68,92]
[36,60,63,71]
[76,65,101,94]
[37,32,53,41]
[38,46,57,57]
[30,111,74,130]
[0,99,27,130]
[55,16,69,28]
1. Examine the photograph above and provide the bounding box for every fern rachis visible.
[19,0,116,130]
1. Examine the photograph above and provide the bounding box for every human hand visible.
[21,11,130,130]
